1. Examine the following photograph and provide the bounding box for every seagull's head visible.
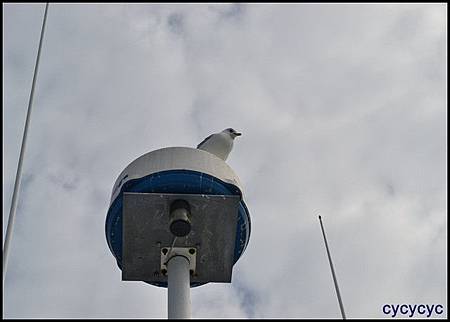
[224,128,242,139]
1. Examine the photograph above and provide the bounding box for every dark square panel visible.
[122,193,240,284]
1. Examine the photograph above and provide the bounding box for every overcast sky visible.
[3,3,447,319]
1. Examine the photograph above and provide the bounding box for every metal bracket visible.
[160,247,197,276]
[122,193,240,284]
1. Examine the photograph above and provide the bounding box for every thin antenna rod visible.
[318,215,346,319]
[3,3,49,284]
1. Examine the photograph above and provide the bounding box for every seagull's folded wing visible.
[197,134,214,149]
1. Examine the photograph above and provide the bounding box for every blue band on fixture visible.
[105,169,251,288]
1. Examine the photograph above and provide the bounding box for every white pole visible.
[167,255,191,319]
[3,2,49,284]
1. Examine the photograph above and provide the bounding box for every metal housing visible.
[105,147,251,287]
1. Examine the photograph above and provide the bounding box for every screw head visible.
[189,248,196,254]
[162,248,168,255]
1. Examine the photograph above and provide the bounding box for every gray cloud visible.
[167,12,184,35]
[3,3,447,319]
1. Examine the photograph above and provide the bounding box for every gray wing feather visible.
[197,134,214,149]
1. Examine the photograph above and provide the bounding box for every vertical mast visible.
[3,3,50,284]
[318,215,346,319]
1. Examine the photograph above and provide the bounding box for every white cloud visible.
[3,3,447,318]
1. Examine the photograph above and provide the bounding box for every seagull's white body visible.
[197,128,241,161]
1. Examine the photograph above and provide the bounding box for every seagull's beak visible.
[234,132,242,137]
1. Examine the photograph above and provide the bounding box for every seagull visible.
[197,128,242,161]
